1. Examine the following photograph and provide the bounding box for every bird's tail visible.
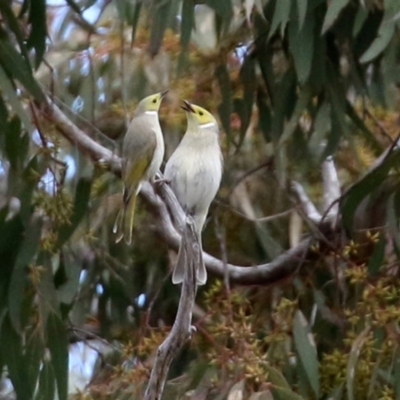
[172,233,207,285]
[113,193,137,245]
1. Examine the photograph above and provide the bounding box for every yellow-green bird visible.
[114,90,168,244]
[164,101,223,285]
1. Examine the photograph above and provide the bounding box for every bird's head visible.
[181,101,217,130]
[135,90,169,115]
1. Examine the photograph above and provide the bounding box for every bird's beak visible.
[160,89,169,98]
[181,100,194,113]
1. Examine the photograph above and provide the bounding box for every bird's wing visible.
[122,115,158,197]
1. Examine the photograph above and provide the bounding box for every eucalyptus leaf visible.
[35,361,56,400]
[346,326,370,400]
[47,312,69,400]
[0,29,45,101]
[0,314,34,399]
[296,0,308,30]
[293,310,319,397]
[289,14,314,83]
[269,0,292,39]
[26,0,47,69]
[322,0,351,34]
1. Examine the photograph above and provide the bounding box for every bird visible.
[164,100,223,285]
[113,90,168,244]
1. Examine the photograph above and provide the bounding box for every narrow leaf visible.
[322,0,350,34]
[360,20,395,63]
[26,0,47,68]
[367,234,385,275]
[341,148,400,231]
[148,0,173,56]
[352,6,369,37]
[264,364,291,389]
[289,14,314,83]
[0,314,34,399]
[296,0,308,30]
[47,313,68,400]
[269,0,292,39]
[177,0,194,73]
[35,361,56,400]
[56,177,92,247]
[8,217,43,333]
[279,87,311,146]
[130,1,143,45]
[346,327,370,400]
[25,332,45,393]
[293,310,319,397]
[0,31,45,101]
[269,386,305,400]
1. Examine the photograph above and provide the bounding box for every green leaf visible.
[264,364,291,389]
[309,101,330,158]
[47,313,68,400]
[289,14,314,83]
[269,0,292,39]
[341,149,400,232]
[57,177,92,247]
[352,6,369,37]
[367,234,385,275]
[26,0,47,69]
[178,0,195,73]
[346,326,370,400]
[322,0,351,34]
[148,0,175,56]
[57,253,82,305]
[256,89,272,142]
[0,314,34,399]
[269,386,305,400]
[37,251,60,325]
[0,65,35,134]
[236,56,256,148]
[345,101,382,154]
[0,29,45,101]
[5,116,22,170]
[0,2,31,63]
[130,1,143,45]
[8,216,43,333]
[360,23,395,64]
[35,361,56,400]
[270,68,296,142]
[293,310,319,397]
[278,87,312,147]
[25,331,45,393]
[296,0,308,30]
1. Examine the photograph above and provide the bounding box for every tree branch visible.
[322,156,340,222]
[144,217,198,400]
[40,97,331,286]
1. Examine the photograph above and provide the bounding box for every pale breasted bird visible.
[164,101,223,285]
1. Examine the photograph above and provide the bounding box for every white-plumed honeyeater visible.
[114,90,168,244]
[164,101,223,285]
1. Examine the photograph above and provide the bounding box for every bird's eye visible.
[199,111,204,116]
[152,99,157,104]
